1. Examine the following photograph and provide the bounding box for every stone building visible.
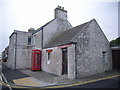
[7,30,33,69]
[2,46,9,62]
[3,6,112,79]
[42,19,112,79]
[111,46,120,70]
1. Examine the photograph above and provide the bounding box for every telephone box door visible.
[31,49,41,71]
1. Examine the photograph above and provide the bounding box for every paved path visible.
[20,69,74,85]
[20,69,120,86]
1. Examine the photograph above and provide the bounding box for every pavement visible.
[1,63,120,89]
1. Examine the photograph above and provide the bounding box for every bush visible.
[110,37,120,46]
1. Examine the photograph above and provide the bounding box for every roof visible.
[9,30,28,38]
[111,46,120,50]
[44,19,93,48]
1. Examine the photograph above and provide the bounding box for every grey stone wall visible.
[74,20,112,78]
[32,30,42,50]
[68,44,76,79]
[42,47,62,76]
[42,44,76,79]
[89,20,112,72]
[8,33,16,69]
[43,18,72,47]
[16,48,31,69]
[15,31,32,69]
[8,30,32,69]
[73,24,90,78]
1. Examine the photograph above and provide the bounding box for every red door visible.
[31,49,42,71]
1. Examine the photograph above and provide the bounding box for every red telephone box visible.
[31,49,42,71]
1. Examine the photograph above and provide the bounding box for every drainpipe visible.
[14,32,17,69]
[41,27,43,49]
[74,43,77,79]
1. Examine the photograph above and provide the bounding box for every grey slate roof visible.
[44,19,93,48]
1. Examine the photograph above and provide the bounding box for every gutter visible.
[41,27,43,49]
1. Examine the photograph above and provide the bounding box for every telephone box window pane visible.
[35,54,40,68]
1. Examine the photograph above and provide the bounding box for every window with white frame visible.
[47,53,50,60]
[46,49,53,64]
[102,51,107,63]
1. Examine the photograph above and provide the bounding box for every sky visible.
[0,0,119,53]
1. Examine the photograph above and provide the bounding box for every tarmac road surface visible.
[68,76,120,88]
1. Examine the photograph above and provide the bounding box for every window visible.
[102,51,107,63]
[28,37,31,45]
[48,53,50,60]
[33,35,36,45]
[46,49,53,64]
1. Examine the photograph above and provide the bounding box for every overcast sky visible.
[0,0,119,53]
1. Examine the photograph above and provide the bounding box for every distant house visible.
[3,6,112,79]
[2,46,9,62]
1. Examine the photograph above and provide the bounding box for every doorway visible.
[62,48,68,75]
[112,50,120,70]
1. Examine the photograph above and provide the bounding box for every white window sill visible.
[47,60,50,64]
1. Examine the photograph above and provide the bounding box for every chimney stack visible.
[54,6,67,20]
[28,28,35,33]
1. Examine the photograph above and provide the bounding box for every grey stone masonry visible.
[7,30,32,69]
[73,19,112,78]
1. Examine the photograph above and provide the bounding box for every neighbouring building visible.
[2,46,9,62]
[3,6,112,79]
[6,30,33,69]
[111,46,120,70]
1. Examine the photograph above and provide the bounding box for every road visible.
[67,76,120,88]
